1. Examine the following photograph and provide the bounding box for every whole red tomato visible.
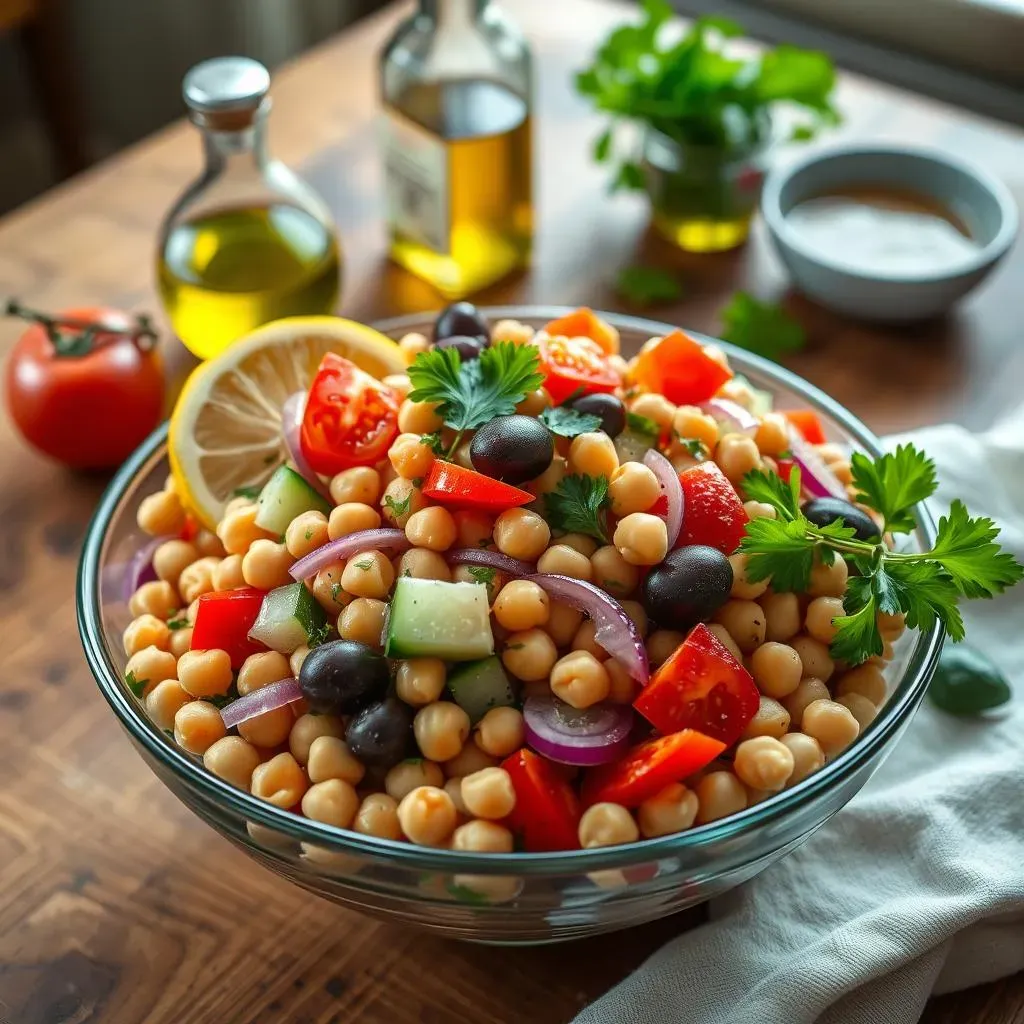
[4,305,165,469]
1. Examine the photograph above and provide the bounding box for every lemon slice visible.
[169,315,406,529]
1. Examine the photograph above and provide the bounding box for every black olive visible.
[433,301,489,345]
[802,497,880,542]
[643,546,733,631]
[345,698,414,768]
[435,334,486,361]
[471,414,554,484]
[568,393,626,438]
[299,639,390,715]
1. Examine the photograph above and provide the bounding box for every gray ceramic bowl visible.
[761,143,1018,321]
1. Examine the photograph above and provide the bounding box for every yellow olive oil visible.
[382,79,532,298]
[158,203,341,359]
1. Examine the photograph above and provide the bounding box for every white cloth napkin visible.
[575,408,1024,1024]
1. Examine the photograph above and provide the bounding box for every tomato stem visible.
[4,299,159,357]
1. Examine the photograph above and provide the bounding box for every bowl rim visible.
[761,141,1019,284]
[78,306,944,876]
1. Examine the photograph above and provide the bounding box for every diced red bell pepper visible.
[633,623,759,747]
[179,513,200,543]
[421,461,533,513]
[543,307,619,356]
[783,409,827,446]
[581,729,726,808]
[632,329,732,406]
[676,461,749,554]
[502,748,582,852]
[190,587,267,669]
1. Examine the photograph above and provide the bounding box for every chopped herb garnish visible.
[540,405,602,438]
[420,431,445,455]
[467,565,497,585]
[204,682,239,710]
[384,492,413,519]
[329,581,343,603]
[167,616,189,631]
[307,622,332,648]
[626,411,659,437]
[354,558,373,571]
[125,670,147,698]
[544,473,611,544]
[680,437,709,460]
[304,527,314,540]
[720,292,806,362]
[232,485,262,499]
[615,265,684,306]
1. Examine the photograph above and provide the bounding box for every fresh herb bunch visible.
[720,291,806,362]
[739,445,1023,665]
[577,0,839,191]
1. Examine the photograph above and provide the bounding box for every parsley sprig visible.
[540,405,602,438]
[739,447,1023,665]
[545,474,611,543]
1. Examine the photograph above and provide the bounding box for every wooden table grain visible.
[0,2,1021,1022]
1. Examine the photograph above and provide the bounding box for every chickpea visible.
[805,596,845,645]
[753,412,790,456]
[802,699,860,757]
[204,736,261,790]
[137,488,186,537]
[672,406,720,451]
[237,651,291,696]
[878,610,907,640]
[779,732,825,786]
[281,511,327,560]
[443,738,498,778]
[571,619,608,661]
[211,554,245,591]
[353,793,402,839]
[169,627,194,660]
[637,783,699,838]
[501,628,558,682]
[838,692,877,730]
[307,735,365,786]
[251,752,308,808]
[695,771,748,824]
[178,556,221,604]
[388,433,435,481]
[217,505,273,556]
[706,623,743,662]
[395,547,451,583]
[414,702,471,762]
[395,658,447,706]
[398,331,429,361]
[712,600,766,653]
[716,433,761,486]
[397,786,458,846]
[782,677,831,728]
[579,803,639,848]
[177,648,233,698]
[397,397,443,434]
[474,707,525,758]
[338,598,387,649]
[405,507,457,552]
[125,646,177,697]
[791,635,835,682]
[568,432,619,479]
[451,819,514,853]
[744,500,778,520]
[809,552,849,599]
[173,701,227,755]
[380,477,428,528]
[152,540,199,588]
[340,550,394,600]
[310,560,348,612]
[328,503,382,542]
[493,580,550,632]
[620,600,648,638]
[831,459,853,485]
[607,462,660,517]
[145,680,190,730]
[552,534,595,559]
[191,529,224,558]
[546,601,584,647]
[329,466,380,506]
[550,650,611,709]
[750,642,803,699]
[734,736,795,792]
[386,759,445,802]
[451,510,493,550]
[590,546,640,599]
[301,778,359,828]
[382,373,412,400]
[728,553,770,600]
[762,592,801,643]
[613,513,668,567]
[537,544,592,581]
[630,392,675,431]
[604,658,637,704]
[288,713,344,765]
[526,455,566,497]
[741,695,791,740]
[835,663,886,706]
[289,644,310,678]
[492,508,550,562]
[493,318,535,347]
[241,540,293,591]
[647,629,685,667]
[460,767,516,819]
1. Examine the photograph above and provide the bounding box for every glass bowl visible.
[77,307,942,944]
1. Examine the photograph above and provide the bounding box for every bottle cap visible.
[183,57,271,128]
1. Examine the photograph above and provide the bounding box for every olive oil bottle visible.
[380,0,533,298]
[158,58,341,360]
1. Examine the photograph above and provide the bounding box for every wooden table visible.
[0,2,1021,1022]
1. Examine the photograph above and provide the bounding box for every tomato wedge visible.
[543,307,619,356]
[632,329,732,406]
[581,730,726,808]
[190,588,267,669]
[634,624,759,746]
[536,335,621,404]
[502,749,582,851]
[783,409,827,445]
[676,461,749,554]
[422,461,533,512]
[300,353,400,475]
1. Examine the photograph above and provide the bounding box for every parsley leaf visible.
[167,616,189,631]
[742,467,801,521]
[353,558,373,571]
[384,491,413,519]
[929,500,1024,600]
[680,437,709,460]
[307,621,332,648]
[204,682,239,710]
[740,516,816,591]
[615,265,684,306]
[850,445,937,534]
[540,405,602,438]
[407,341,545,433]
[124,670,147,698]
[879,559,964,641]
[626,411,659,437]
[830,577,883,664]
[720,292,806,362]
[544,474,611,543]
[420,432,445,455]
[467,565,497,585]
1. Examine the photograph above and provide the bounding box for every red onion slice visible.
[787,427,847,500]
[526,574,649,684]
[524,695,633,766]
[643,449,684,548]
[447,548,536,577]
[289,528,412,580]
[220,678,303,729]
[699,398,759,437]
[282,392,332,501]
[124,535,166,602]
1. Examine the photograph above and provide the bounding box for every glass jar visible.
[157,57,342,360]
[642,119,770,253]
[379,0,533,298]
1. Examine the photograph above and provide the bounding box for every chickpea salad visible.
[124,304,1021,857]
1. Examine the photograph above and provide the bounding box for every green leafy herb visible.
[615,265,684,306]
[680,437,709,460]
[545,474,611,543]
[329,581,343,603]
[738,455,1023,664]
[928,644,1012,716]
[307,621,332,648]
[540,405,602,438]
[384,491,413,519]
[850,445,937,534]
[467,565,497,586]
[167,616,189,631]
[232,485,262,499]
[304,527,314,541]
[626,411,659,437]
[354,559,373,571]
[720,292,806,362]
[420,431,445,455]
[204,682,239,710]
[124,670,147,698]
[446,882,490,905]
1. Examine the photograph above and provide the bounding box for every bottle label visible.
[380,111,450,255]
